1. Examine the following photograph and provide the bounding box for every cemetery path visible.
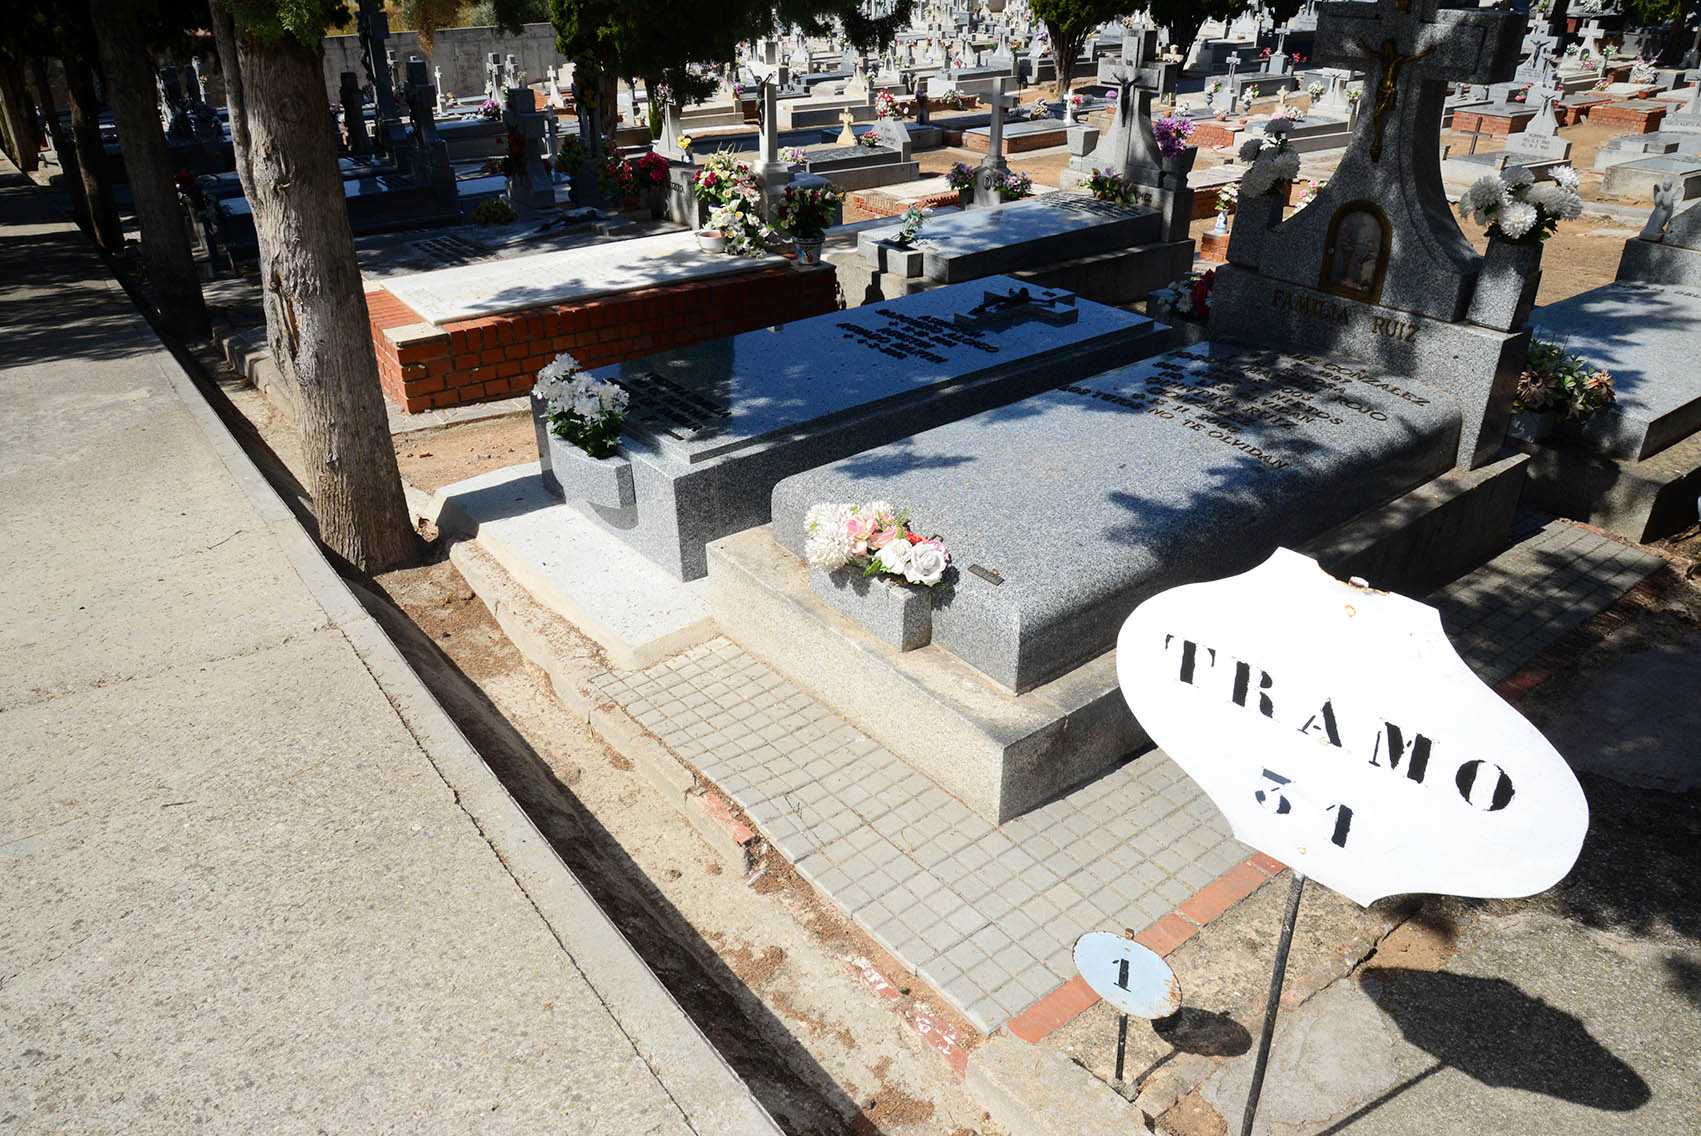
[0,157,785,1135]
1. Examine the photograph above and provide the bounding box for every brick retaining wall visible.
[368,263,839,413]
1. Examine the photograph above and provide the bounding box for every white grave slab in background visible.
[382,231,786,325]
[1116,549,1588,907]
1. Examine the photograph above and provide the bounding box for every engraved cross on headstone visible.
[1314,0,1521,162]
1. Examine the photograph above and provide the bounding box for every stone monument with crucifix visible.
[1211,0,1529,469]
[1063,48,1193,242]
[972,77,1016,208]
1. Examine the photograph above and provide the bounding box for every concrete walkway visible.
[0,160,778,1133]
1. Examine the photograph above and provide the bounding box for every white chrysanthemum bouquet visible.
[1236,119,1302,198]
[804,501,953,591]
[532,352,629,458]
[1457,165,1584,245]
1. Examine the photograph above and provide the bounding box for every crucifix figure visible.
[1356,37,1436,159]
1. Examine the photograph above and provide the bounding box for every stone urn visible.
[1466,237,1544,332]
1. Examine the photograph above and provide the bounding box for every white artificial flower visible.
[803,502,855,571]
[1238,137,1264,163]
[1460,176,1506,225]
[1272,149,1301,182]
[874,539,913,576]
[1524,184,1567,212]
[1550,165,1581,192]
[1503,165,1535,189]
[860,499,896,523]
[904,543,948,587]
[1496,199,1539,239]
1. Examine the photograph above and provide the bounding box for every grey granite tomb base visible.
[1531,280,1701,458]
[1617,236,1701,288]
[551,279,1169,580]
[708,526,1148,824]
[711,451,1527,823]
[1511,429,1701,541]
[1209,264,1529,470]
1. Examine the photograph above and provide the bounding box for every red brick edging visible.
[368,263,838,413]
[1003,851,1289,1043]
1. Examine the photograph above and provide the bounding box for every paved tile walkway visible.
[590,513,1660,1032]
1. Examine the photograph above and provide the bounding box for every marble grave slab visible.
[551,277,1170,579]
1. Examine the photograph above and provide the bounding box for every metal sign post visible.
[1073,929,1183,1088]
[1240,872,1306,1136]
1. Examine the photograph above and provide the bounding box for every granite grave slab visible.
[542,278,1169,579]
[770,342,1461,694]
[854,192,1161,284]
[1531,281,1701,459]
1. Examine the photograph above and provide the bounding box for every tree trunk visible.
[91,0,210,340]
[1048,23,1083,99]
[0,55,42,172]
[233,27,416,573]
[207,3,254,191]
[27,57,90,233]
[61,52,124,255]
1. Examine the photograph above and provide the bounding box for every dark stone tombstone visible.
[341,71,371,157]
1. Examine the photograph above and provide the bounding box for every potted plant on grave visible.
[691,150,771,254]
[1086,168,1137,205]
[1507,337,1616,441]
[633,150,670,218]
[531,352,635,509]
[600,151,636,209]
[771,181,847,266]
[992,169,1033,202]
[477,98,500,121]
[1149,270,1215,346]
[946,161,978,207]
[1457,165,1584,329]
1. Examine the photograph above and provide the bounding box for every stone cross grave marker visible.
[836,106,858,146]
[1229,0,1522,318]
[1210,0,1529,469]
[1226,51,1242,79]
[504,87,556,212]
[972,77,1017,207]
[753,77,791,194]
[339,71,371,156]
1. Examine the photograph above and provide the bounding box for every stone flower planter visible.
[1160,146,1198,183]
[531,397,635,508]
[1467,237,1544,332]
[810,565,933,651]
[1506,409,1558,443]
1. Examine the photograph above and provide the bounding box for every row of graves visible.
[429,0,1701,855]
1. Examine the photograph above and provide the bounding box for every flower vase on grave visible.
[1505,409,1558,443]
[1466,237,1544,332]
[1213,209,1229,235]
[794,235,826,266]
[959,187,974,209]
[1161,146,1198,183]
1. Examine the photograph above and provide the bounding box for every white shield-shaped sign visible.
[1116,549,1588,906]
